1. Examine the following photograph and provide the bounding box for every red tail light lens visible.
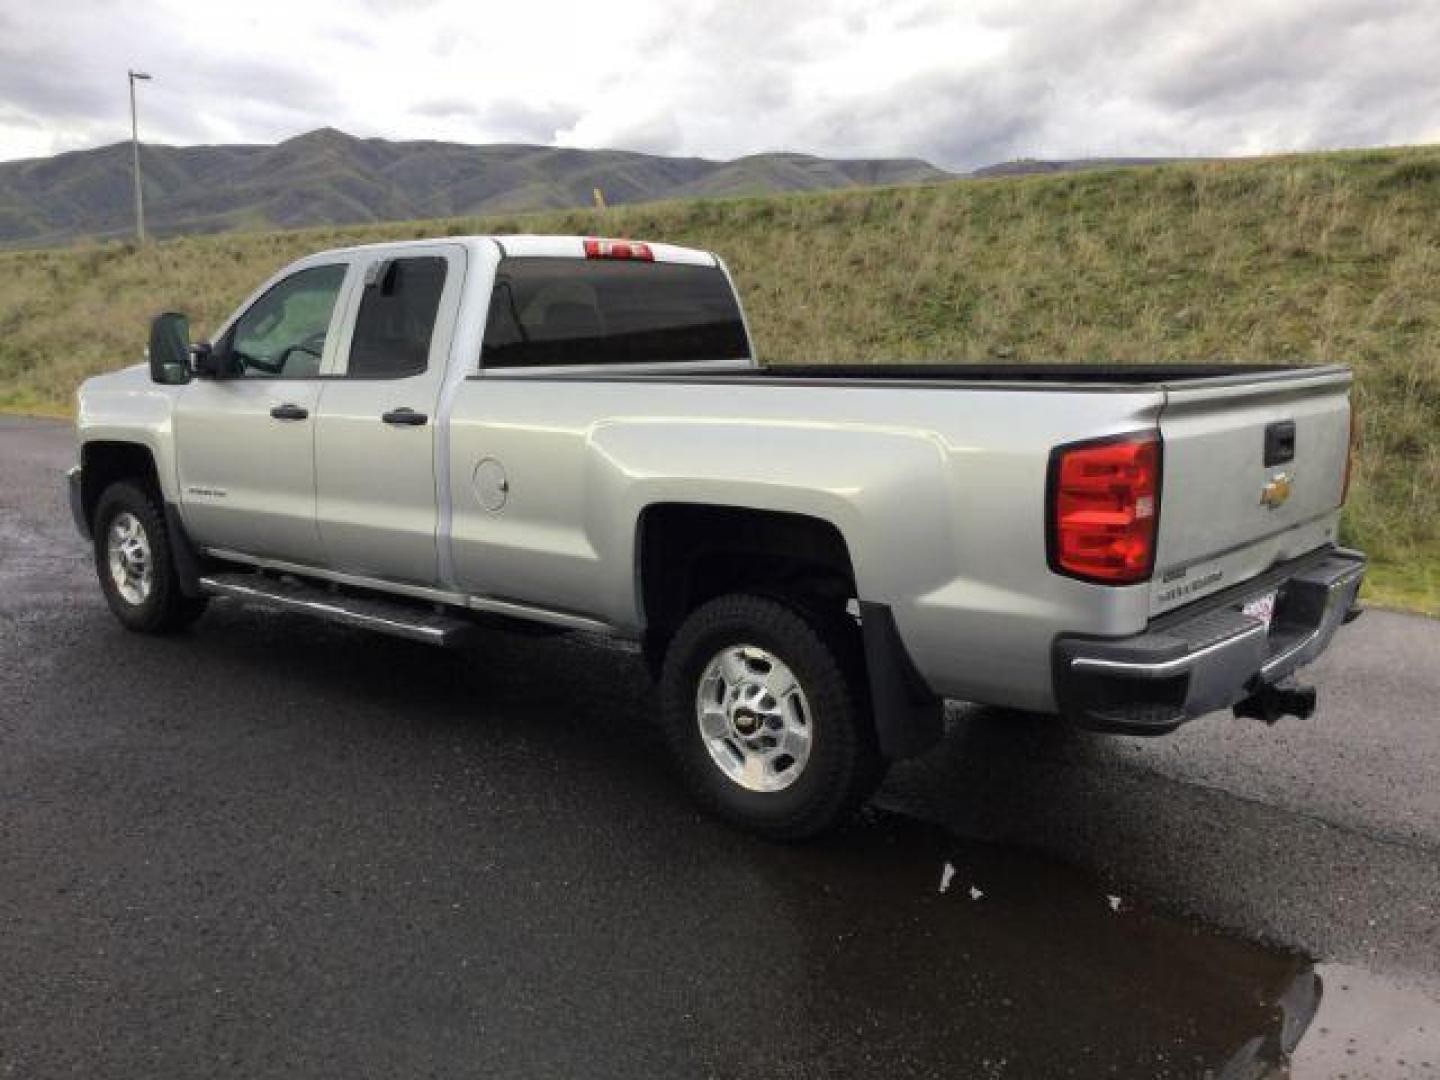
[1048,432,1162,584]
[584,237,653,261]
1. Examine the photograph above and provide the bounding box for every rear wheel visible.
[659,593,884,840]
[92,481,208,633]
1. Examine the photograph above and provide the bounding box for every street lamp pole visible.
[128,70,152,244]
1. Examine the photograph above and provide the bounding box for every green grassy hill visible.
[1,146,1436,613]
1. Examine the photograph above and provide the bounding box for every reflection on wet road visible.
[4,415,1440,1077]
[749,818,1321,1078]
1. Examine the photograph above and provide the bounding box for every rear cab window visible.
[346,256,448,378]
[480,257,750,369]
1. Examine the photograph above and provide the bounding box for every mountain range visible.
[0,127,955,248]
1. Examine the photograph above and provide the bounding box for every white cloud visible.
[0,0,1437,167]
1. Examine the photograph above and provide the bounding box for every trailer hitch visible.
[1233,680,1318,725]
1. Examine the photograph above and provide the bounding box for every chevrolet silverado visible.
[68,234,1366,837]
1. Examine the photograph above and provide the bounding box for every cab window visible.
[346,257,448,378]
[481,257,749,369]
[226,264,347,378]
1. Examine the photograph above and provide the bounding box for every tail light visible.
[1341,403,1359,504]
[584,237,653,261]
[1047,432,1162,584]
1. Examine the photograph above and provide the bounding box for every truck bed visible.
[475,357,1353,624]
[488,362,1335,388]
[752,362,1308,384]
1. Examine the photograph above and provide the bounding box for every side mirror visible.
[147,312,192,385]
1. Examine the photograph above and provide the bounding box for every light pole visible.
[128,70,152,243]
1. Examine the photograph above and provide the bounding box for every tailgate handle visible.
[1264,420,1296,466]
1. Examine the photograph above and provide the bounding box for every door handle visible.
[270,403,309,421]
[382,407,428,426]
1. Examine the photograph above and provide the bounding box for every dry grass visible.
[2,146,1436,613]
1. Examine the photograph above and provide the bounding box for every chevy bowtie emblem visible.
[1261,472,1293,509]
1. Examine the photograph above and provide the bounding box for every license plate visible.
[1241,590,1278,629]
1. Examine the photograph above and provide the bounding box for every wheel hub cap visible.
[696,645,813,793]
[106,512,153,606]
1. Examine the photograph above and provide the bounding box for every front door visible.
[313,247,464,585]
[174,262,351,565]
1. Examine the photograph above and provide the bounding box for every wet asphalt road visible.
[3,414,1439,1078]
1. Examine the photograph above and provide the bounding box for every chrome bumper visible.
[1053,547,1366,733]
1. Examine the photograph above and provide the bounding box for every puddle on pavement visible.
[737,811,1319,1078]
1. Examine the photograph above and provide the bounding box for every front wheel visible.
[659,593,884,840]
[92,481,208,634]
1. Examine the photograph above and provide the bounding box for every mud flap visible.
[163,503,205,600]
[858,601,943,760]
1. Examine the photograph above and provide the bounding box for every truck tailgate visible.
[1151,367,1352,615]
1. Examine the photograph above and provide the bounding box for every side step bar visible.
[198,572,478,647]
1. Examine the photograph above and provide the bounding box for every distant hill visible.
[0,128,954,247]
[970,157,1198,177]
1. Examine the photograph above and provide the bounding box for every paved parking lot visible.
[3,415,1438,1077]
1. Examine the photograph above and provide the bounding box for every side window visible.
[346,257,448,378]
[227,264,346,379]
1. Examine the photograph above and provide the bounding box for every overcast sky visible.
[2,0,1438,169]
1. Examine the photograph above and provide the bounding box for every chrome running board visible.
[199,572,479,647]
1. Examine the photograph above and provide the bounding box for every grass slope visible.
[1,146,1435,613]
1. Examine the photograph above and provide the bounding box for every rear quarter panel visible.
[446,377,1166,712]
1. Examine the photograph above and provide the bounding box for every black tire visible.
[659,593,885,840]
[92,481,208,634]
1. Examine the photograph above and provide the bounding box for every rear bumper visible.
[67,465,89,540]
[1054,546,1365,733]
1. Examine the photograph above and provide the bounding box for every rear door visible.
[313,245,465,585]
[1151,367,1352,614]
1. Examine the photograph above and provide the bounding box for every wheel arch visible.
[635,501,942,759]
[81,439,204,600]
[636,503,856,643]
[80,440,163,531]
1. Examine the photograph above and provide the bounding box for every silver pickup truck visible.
[69,234,1365,837]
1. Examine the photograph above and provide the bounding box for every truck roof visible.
[314,233,719,267]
